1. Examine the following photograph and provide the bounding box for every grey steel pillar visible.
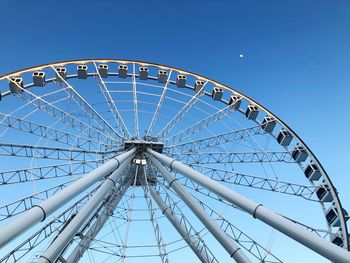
[149,186,217,263]
[147,149,350,263]
[38,152,135,263]
[0,149,135,249]
[65,178,130,263]
[148,154,251,263]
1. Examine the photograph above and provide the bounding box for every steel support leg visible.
[148,155,251,263]
[65,175,132,263]
[38,152,135,263]
[141,166,169,263]
[0,149,135,249]
[149,185,218,263]
[147,149,350,263]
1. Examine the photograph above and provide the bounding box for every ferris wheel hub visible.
[123,140,164,154]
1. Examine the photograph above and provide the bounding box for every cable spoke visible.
[131,63,140,138]
[146,70,172,137]
[165,124,265,154]
[52,66,123,141]
[93,61,131,139]
[12,87,117,146]
[157,81,207,139]
[0,142,119,160]
[163,105,234,145]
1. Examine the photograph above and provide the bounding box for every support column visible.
[0,149,135,249]
[147,149,350,263]
[65,174,131,263]
[38,152,135,263]
[148,155,251,263]
[149,185,217,263]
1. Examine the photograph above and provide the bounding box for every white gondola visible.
[212,87,223,101]
[304,163,321,181]
[316,183,333,202]
[194,80,205,92]
[176,74,186,87]
[77,65,88,79]
[56,67,67,81]
[158,70,168,83]
[9,77,23,94]
[32,71,45,87]
[331,231,344,247]
[277,129,293,146]
[245,104,259,120]
[98,64,108,78]
[261,116,276,133]
[326,206,349,227]
[139,66,149,80]
[292,145,308,162]
[118,65,128,78]
[229,95,241,110]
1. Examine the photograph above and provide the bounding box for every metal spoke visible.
[165,124,265,154]
[52,66,123,141]
[93,61,131,139]
[163,105,234,145]
[157,81,207,139]
[0,112,107,151]
[0,159,107,185]
[13,88,117,146]
[131,63,140,138]
[0,142,119,161]
[166,151,295,164]
[189,164,319,201]
[146,70,172,137]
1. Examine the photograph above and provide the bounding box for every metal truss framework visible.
[0,59,349,263]
[0,159,107,185]
[14,89,116,146]
[0,142,118,161]
[164,124,265,153]
[0,112,112,151]
[188,164,319,201]
[167,151,295,164]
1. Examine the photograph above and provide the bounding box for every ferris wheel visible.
[0,59,349,263]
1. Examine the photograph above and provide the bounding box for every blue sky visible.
[0,0,349,261]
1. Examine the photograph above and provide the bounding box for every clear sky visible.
[0,0,349,262]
